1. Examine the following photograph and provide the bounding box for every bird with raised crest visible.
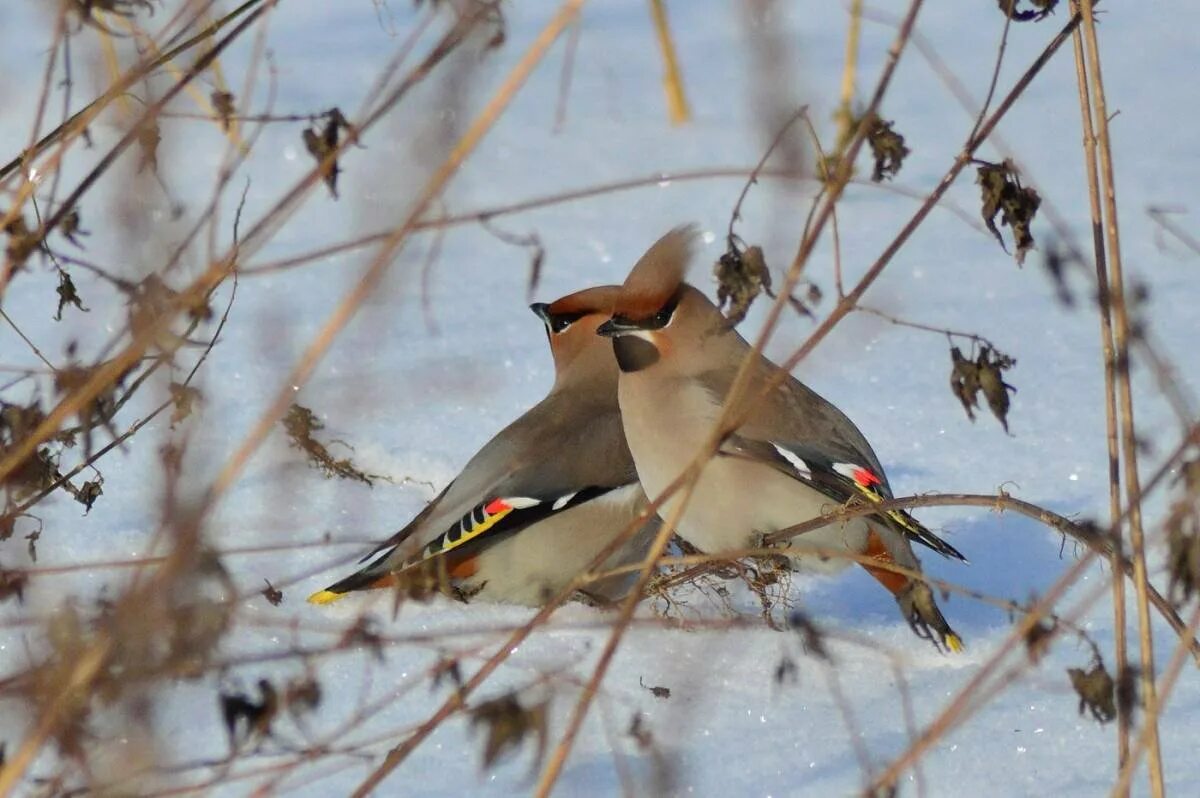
[308,286,658,608]
[596,226,967,651]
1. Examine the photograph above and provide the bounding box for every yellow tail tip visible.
[945,632,965,654]
[307,589,343,605]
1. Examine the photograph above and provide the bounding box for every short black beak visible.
[596,317,640,337]
[529,302,551,323]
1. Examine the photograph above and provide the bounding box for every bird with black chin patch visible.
[597,226,967,652]
[309,285,659,608]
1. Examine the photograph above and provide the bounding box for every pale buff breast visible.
[619,373,869,572]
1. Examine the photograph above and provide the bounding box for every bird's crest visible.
[546,284,622,316]
[615,225,699,319]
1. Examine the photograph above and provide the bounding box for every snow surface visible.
[2,1,1199,795]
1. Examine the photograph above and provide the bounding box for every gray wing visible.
[701,354,965,562]
[361,387,636,566]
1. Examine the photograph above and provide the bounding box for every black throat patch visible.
[612,336,660,372]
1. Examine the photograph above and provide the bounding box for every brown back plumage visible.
[614,225,699,320]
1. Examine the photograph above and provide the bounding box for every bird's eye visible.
[546,311,585,334]
[653,306,673,326]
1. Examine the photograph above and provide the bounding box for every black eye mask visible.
[548,311,586,333]
[608,289,681,332]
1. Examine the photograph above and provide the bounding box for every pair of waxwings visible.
[310,226,966,651]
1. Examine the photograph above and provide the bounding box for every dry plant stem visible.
[727,107,809,242]
[0,640,114,797]
[867,552,1096,794]
[966,13,1010,144]
[869,4,1196,430]
[0,0,253,274]
[0,308,56,371]
[206,0,585,505]
[837,0,863,126]
[1078,2,1164,793]
[533,473,705,797]
[553,18,582,132]
[0,8,271,487]
[0,5,483,489]
[863,422,1200,790]
[771,11,1081,380]
[648,0,690,124]
[242,166,986,275]
[1111,604,1200,798]
[1148,207,1200,256]
[1069,8,1129,780]
[331,6,589,795]
[350,448,708,796]
[757,491,1194,659]
[535,3,930,793]
[855,305,1000,350]
[799,117,846,296]
[0,0,265,182]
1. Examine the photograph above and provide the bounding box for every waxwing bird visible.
[309,286,658,607]
[597,226,967,651]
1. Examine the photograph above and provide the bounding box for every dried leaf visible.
[212,90,236,131]
[261,579,283,606]
[55,270,89,321]
[949,346,980,421]
[339,616,385,661]
[136,118,161,174]
[1041,242,1077,307]
[977,159,1041,264]
[976,346,1017,433]
[1067,662,1116,724]
[169,382,201,426]
[0,567,28,604]
[60,208,90,248]
[787,610,829,660]
[221,679,279,747]
[1024,618,1056,664]
[432,655,464,692]
[715,240,772,325]
[3,212,37,269]
[1166,462,1199,606]
[303,108,353,199]
[26,526,40,561]
[628,712,653,749]
[285,676,321,716]
[283,403,375,486]
[469,692,548,770]
[639,677,670,700]
[949,345,1016,431]
[866,115,909,182]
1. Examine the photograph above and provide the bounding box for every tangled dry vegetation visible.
[0,1,1198,796]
